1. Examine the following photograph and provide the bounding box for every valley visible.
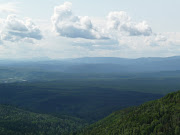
[0,57,179,134]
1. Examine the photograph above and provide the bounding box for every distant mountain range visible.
[1,56,180,73]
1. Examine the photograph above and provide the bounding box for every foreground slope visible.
[79,90,180,135]
[0,105,86,135]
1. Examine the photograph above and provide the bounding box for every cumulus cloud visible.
[51,2,108,39]
[51,2,153,42]
[107,11,152,36]
[0,15,42,42]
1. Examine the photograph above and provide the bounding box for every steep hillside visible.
[0,105,86,135]
[79,91,180,135]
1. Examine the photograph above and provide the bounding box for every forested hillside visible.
[0,105,86,135]
[79,90,180,135]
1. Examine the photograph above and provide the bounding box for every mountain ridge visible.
[1,56,180,73]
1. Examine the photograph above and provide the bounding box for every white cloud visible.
[51,2,153,48]
[0,2,18,14]
[0,31,180,60]
[51,2,108,39]
[0,15,43,42]
[0,1,179,59]
[107,11,152,36]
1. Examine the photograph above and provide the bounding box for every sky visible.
[0,0,180,59]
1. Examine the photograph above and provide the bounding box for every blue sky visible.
[0,0,180,59]
[8,0,180,32]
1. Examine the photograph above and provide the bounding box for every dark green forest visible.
[79,90,180,135]
[0,90,179,135]
[0,70,179,134]
[0,58,180,134]
[0,105,86,135]
[0,83,162,122]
